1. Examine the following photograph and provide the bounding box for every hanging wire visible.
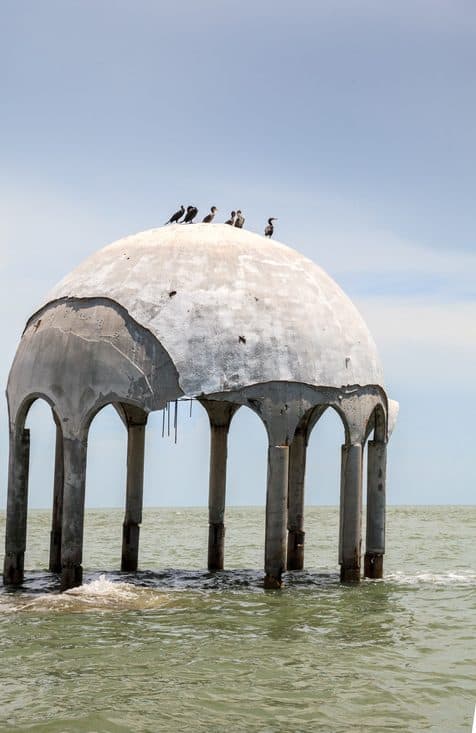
[162,406,165,438]
[167,401,170,437]
[174,400,178,444]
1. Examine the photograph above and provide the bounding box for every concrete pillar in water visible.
[364,440,387,579]
[60,434,88,591]
[264,445,289,589]
[203,401,238,571]
[3,426,30,586]
[287,429,307,570]
[339,443,363,583]
[207,422,228,570]
[49,419,64,573]
[121,419,147,572]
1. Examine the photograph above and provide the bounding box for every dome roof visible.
[43,224,384,396]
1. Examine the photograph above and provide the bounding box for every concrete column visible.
[3,427,30,586]
[49,421,64,573]
[200,400,238,572]
[264,445,289,588]
[287,430,307,570]
[364,440,387,579]
[207,422,229,570]
[121,421,146,572]
[60,435,88,591]
[339,443,363,583]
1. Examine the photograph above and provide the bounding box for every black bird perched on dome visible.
[225,211,236,226]
[234,210,245,229]
[264,217,277,238]
[202,206,218,223]
[165,205,184,225]
[182,205,198,224]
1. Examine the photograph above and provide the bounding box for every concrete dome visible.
[43,224,383,396]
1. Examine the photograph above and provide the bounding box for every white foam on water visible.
[65,574,139,601]
[385,571,476,586]
[0,598,21,614]
[2,575,171,613]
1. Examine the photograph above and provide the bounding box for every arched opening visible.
[226,405,268,569]
[299,405,348,573]
[3,393,61,585]
[140,399,210,570]
[23,398,57,572]
[83,404,127,570]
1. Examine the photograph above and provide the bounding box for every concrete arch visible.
[302,402,350,447]
[288,402,350,573]
[3,393,65,584]
[82,397,149,434]
[11,392,62,433]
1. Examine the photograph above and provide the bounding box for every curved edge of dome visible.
[387,399,399,438]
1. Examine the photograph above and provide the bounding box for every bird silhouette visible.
[225,211,236,225]
[165,205,184,225]
[202,206,218,223]
[234,210,245,228]
[264,217,277,237]
[182,206,198,223]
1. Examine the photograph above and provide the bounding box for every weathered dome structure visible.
[4,225,398,591]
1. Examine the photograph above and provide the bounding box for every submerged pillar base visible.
[340,563,361,583]
[264,573,283,589]
[121,522,140,572]
[364,552,383,579]
[3,551,25,586]
[286,530,305,571]
[61,564,83,592]
[208,522,225,571]
[49,530,62,573]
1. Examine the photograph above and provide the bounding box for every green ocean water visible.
[0,506,474,732]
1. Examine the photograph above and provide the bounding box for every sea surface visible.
[0,506,474,733]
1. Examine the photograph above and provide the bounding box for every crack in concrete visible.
[50,325,154,394]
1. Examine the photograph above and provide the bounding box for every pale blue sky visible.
[1,1,475,508]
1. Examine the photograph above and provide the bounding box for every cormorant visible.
[202,206,218,223]
[264,217,277,237]
[182,205,198,224]
[234,210,245,228]
[165,205,184,225]
[225,211,236,225]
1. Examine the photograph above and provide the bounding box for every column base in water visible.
[61,564,83,592]
[3,551,25,586]
[49,530,62,573]
[364,551,383,579]
[340,563,361,583]
[264,573,283,589]
[339,443,362,585]
[286,529,305,571]
[208,522,225,571]
[264,445,289,590]
[121,523,140,571]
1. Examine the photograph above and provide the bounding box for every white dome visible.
[44,224,384,396]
